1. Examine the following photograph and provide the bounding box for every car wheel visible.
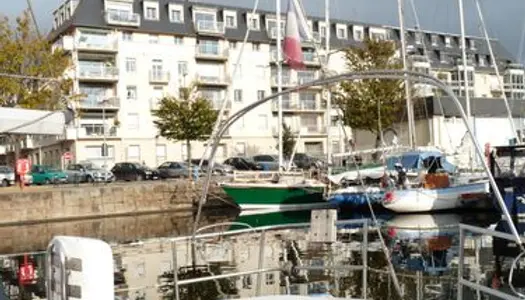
[136,174,144,181]
[1,179,8,187]
[86,176,94,183]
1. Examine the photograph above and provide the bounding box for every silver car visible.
[0,166,15,187]
[65,163,114,183]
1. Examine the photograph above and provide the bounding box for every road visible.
[0,176,230,194]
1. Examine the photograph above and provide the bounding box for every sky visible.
[3,0,525,61]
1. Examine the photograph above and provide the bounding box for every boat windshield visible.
[386,154,421,171]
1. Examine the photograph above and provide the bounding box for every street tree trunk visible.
[186,140,192,180]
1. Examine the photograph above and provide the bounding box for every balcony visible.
[149,70,170,84]
[303,52,321,67]
[195,45,229,61]
[271,100,294,112]
[196,74,229,87]
[194,20,225,36]
[271,76,294,87]
[78,95,120,110]
[303,32,322,47]
[53,36,74,52]
[76,35,118,52]
[272,125,326,136]
[297,75,322,89]
[78,65,119,82]
[272,100,324,112]
[105,10,140,27]
[66,126,119,140]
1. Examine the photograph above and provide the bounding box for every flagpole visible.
[277,0,284,170]
[325,0,332,181]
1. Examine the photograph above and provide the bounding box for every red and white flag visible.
[283,0,311,70]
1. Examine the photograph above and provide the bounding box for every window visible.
[248,14,259,30]
[234,89,243,102]
[229,41,237,49]
[122,31,133,41]
[258,114,268,130]
[145,7,158,20]
[337,27,346,39]
[126,86,137,100]
[257,90,265,100]
[415,32,423,44]
[469,39,476,50]
[431,35,439,46]
[174,36,183,45]
[445,36,451,47]
[224,11,237,28]
[252,43,261,51]
[353,28,363,41]
[156,144,167,164]
[127,145,141,162]
[478,55,486,67]
[320,25,326,38]
[125,58,136,73]
[170,9,183,23]
[177,61,188,76]
[149,34,159,44]
[127,113,139,130]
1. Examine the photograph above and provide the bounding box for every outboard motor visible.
[46,236,114,300]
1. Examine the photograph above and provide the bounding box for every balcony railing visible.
[78,65,119,81]
[272,125,326,136]
[267,27,285,39]
[76,36,118,52]
[303,52,321,65]
[272,100,323,112]
[195,45,229,60]
[67,126,119,140]
[196,74,229,86]
[195,20,225,36]
[105,10,140,27]
[149,70,170,83]
[78,95,120,109]
[271,76,293,86]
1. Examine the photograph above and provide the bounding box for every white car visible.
[0,166,15,187]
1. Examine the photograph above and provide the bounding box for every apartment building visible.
[4,0,522,168]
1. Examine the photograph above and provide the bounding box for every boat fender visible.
[384,191,395,203]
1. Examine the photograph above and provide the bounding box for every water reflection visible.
[0,209,520,299]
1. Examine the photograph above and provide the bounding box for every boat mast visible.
[397,0,415,149]
[277,0,284,170]
[458,0,473,169]
[325,0,332,178]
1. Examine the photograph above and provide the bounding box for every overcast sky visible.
[3,0,525,61]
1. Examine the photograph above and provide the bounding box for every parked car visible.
[111,162,159,181]
[157,161,199,179]
[30,165,68,185]
[190,159,234,175]
[0,166,15,187]
[293,153,325,170]
[223,157,263,171]
[252,154,296,171]
[65,162,114,183]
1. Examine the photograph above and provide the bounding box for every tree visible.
[153,82,218,178]
[333,38,407,149]
[0,11,72,109]
[276,123,296,159]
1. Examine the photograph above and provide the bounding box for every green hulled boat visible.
[220,177,327,211]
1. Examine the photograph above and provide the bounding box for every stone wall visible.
[0,180,227,225]
[0,209,237,255]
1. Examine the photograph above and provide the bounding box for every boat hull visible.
[221,183,326,211]
[382,181,490,213]
[328,186,385,207]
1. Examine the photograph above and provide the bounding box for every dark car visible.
[223,157,263,171]
[190,159,234,175]
[111,162,159,181]
[293,153,325,170]
[157,161,198,179]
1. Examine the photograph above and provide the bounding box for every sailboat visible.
[220,0,328,211]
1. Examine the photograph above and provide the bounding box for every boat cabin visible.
[489,145,525,216]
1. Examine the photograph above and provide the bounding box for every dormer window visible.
[431,35,439,46]
[169,4,183,23]
[336,24,347,39]
[415,32,423,44]
[469,39,476,50]
[247,13,260,30]
[319,24,327,38]
[353,27,364,41]
[224,11,237,28]
[144,1,159,21]
[445,36,451,47]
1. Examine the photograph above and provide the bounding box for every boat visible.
[220,171,327,211]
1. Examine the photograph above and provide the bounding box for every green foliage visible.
[276,123,296,159]
[333,38,406,136]
[0,10,72,109]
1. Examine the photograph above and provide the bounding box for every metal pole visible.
[457,227,465,300]
[362,220,368,300]
[102,99,107,170]
[397,0,414,148]
[255,230,266,296]
[172,241,180,300]
[277,0,284,169]
[458,0,472,169]
[325,0,332,182]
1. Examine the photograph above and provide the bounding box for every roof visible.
[424,96,525,118]
[49,0,516,63]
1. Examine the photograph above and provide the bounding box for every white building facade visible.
[7,0,524,169]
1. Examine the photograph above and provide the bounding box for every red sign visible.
[16,159,30,175]
[62,152,73,161]
[18,255,35,285]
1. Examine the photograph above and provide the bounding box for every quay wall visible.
[0,180,228,226]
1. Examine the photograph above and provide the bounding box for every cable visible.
[0,111,60,135]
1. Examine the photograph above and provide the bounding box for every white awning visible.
[0,107,66,135]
